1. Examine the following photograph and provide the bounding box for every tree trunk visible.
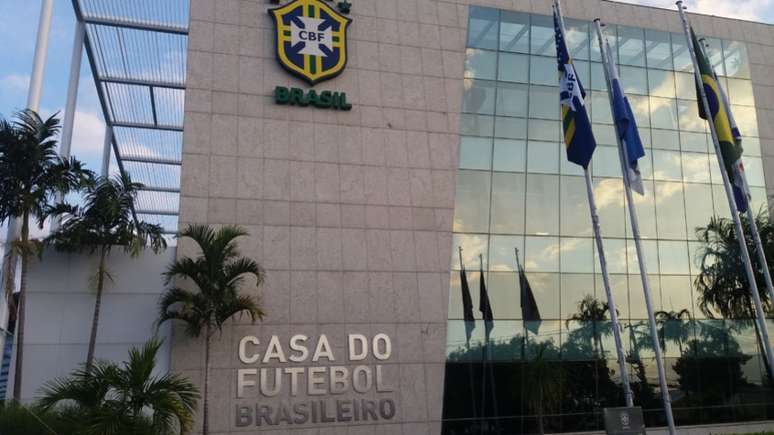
[203,325,211,435]
[12,213,29,401]
[86,246,108,370]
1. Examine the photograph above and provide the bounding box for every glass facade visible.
[443,6,772,433]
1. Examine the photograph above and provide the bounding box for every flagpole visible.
[676,1,774,380]
[458,246,479,428]
[515,247,528,435]
[591,17,676,433]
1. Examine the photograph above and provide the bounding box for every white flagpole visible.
[676,1,774,379]
[592,20,677,430]
[554,0,634,410]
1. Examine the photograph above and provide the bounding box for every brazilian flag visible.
[692,28,749,213]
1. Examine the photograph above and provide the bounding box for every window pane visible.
[591,24,618,63]
[451,233,489,270]
[460,114,494,137]
[565,18,590,61]
[620,66,648,95]
[561,237,594,273]
[530,14,556,57]
[651,129,680,151]
[680,132,708,152]
[659,275,694,322]
[462,79,496,115]
[490,235,525,271]
[593,123,617,146]
[618,26,645,67]
[499,11,530,53]
[590,62,608,91]
[528,119,560,142]
[593,145,621,178]
[703,37,725,76]
[727,79,754,106]
[626,239,660,275]
[672,32,693,72]
[683,183,714,240]
[467,6,499,50]
[648,69,676,98]
[596,238,627,273]
[530,56,557,86]
[561,274,595,319]
[629,95,650,128]
[674,72,697,100]
[645,30,673,70]
[743,157,765,187]
[677,100,704,132]
[573,60,591,90]
[453,170,491,233]
[659,241,690,274]
[591,92,613,124]
[628,180,657,238]
[731,105,758,137]
[495,116,527,139]
[744,136,761,157]
[488,272,521,319]
[492,139,526,172]
[496,82,529,117]
[525,236,560,272]
[490,173,526,234]
[681,152,710,183]
[464,49,497,79]
[459,136,492,170]
[594,178,626,238]
[560,176,592,237]
[527,274,560,319]
[498,52,529,83]
[723,40,750,79]
[630,275,662,320]
[526,174,559,235]
[650,97,678,130]
[655,181,687,239]
[652,150,682,181]
[529,85,559,119]
[527,140,560,174]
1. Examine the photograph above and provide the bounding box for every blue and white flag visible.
[554,5,596,168]
[605,40,645,195]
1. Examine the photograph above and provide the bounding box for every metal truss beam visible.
[84,17,188,35]
[139,186,180,194]
[121,155,182,166]
[99,76,185,90]
[111,121,183,132]
[136,210,180,216]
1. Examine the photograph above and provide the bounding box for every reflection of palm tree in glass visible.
[566,296,612,357]
[694,214,773,376]
[523,343,562,435]
[625,321,656,406]
[654,309,692,355]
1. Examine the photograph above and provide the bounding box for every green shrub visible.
[0,401,83,435]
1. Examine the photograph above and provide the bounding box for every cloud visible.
[71,110,106,156]
[618,0,774,23]
[1,73,30,95]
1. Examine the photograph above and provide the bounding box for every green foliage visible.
[0,402,83,435]
[38,338,199,435]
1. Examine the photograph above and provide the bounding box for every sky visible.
[0,0,772,242]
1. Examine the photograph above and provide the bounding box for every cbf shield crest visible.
[270,0,352,85]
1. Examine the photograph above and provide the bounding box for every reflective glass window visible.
[593,123,617,146]
[596,238,627,273]
[528,119,560,142]
[590,62,608,91]
[727,79,754,106]
[529,85,559,119]
[560,176,592,237]
[530,55,558,86]
[626,239,660,275]
[490,173,526,234]
[574,60,591,89]
[593,178,626,238]
[655,181,687,239]
[744,136,761,157]
[651,129,680,151]
[702,37,725,76]
[628,182,658,239]
[495,116,527,139]
[677,99,705,132]
[487,272,521,318]
[526,274,560,320]
[561,274,596,319]
[453,170,491,233]
[593,145,621,178]
[712,184,733,220]
[490,235,525,271]
[560,237,594,273]
[645,30,673,70]
[681,152,710,183]
[451,233,489,270]
[674,71,697,100]
[525,174,559,235]
[527,141,560,174]
[652,150,682,181]
[680,131,708,152]
[672,32,693,72]
[591,24,618,63]
[743,157,765,187]
[629,95,650,128]
[591,92,613,124]
[618,26,645,66]
[723,40,751,79]
[467,6,499,50]
[496,82,529,117]
[499,11,530,53]
[683,183,715,240]
[459,136,492,170]
[731,105,758,137]
[498,52,530,83]
[648,69,676,98]
[492,139,526,172]
[462,79,497,114]
[530,14,556,57]
[650,97,678,130]
[465,49,498,79]
[460,114,494,137]
[565,18,590,61]
[658,240,690,274]
[524,236,560,272]
[620,66,648,95]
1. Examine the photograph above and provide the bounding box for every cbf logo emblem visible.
[270,0,351,85]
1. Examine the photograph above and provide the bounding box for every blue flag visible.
[554,6,596,168]
[605,41,646,195]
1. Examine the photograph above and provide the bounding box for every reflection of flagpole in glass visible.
[478,253,500,434]
[458,246,478,424]
[676,0,774,381]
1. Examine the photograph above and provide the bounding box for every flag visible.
[554,5,597,168]
[459,266,476,347]
[518,256,541,335]
[479,264,494,342]
[692,28,750,213]
[605,40,646,195]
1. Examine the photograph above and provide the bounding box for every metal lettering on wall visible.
[235,333,396,427]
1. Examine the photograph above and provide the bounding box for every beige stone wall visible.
[175,0,774,433]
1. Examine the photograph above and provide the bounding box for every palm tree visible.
[157,224,265,435]
[47,174,167,369]
[654,308,692,354]
[0,109,93,400]
[566,295,612,357]
[39,338,199,434]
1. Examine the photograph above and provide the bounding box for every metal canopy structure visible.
[71,0,189,234]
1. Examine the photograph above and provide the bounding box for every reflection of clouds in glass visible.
[652,151,682,180]
[453,234,488,269]
[593,178,624,210]
[524,238,560,271]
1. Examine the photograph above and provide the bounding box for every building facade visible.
[175,0,774,433]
